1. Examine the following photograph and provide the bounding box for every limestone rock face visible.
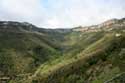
[73,18,125,32]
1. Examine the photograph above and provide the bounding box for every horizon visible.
[0,0,125,28]
[0,17,124,29]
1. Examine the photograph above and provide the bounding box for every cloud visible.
[0,0,48,27]
[0,0,125,28]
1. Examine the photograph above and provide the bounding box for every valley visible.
[0,18,125,83]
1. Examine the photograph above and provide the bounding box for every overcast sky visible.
[0,0,125,28]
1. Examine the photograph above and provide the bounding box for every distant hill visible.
[0,18,124,83]
[73,18,125,32]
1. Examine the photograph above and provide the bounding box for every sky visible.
[0,0,125,28]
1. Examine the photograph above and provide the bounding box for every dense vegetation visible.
[0,18,124,83]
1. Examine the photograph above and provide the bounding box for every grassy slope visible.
[0,22,124,83]
[25,30,125,83]
[0,30,62,78]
